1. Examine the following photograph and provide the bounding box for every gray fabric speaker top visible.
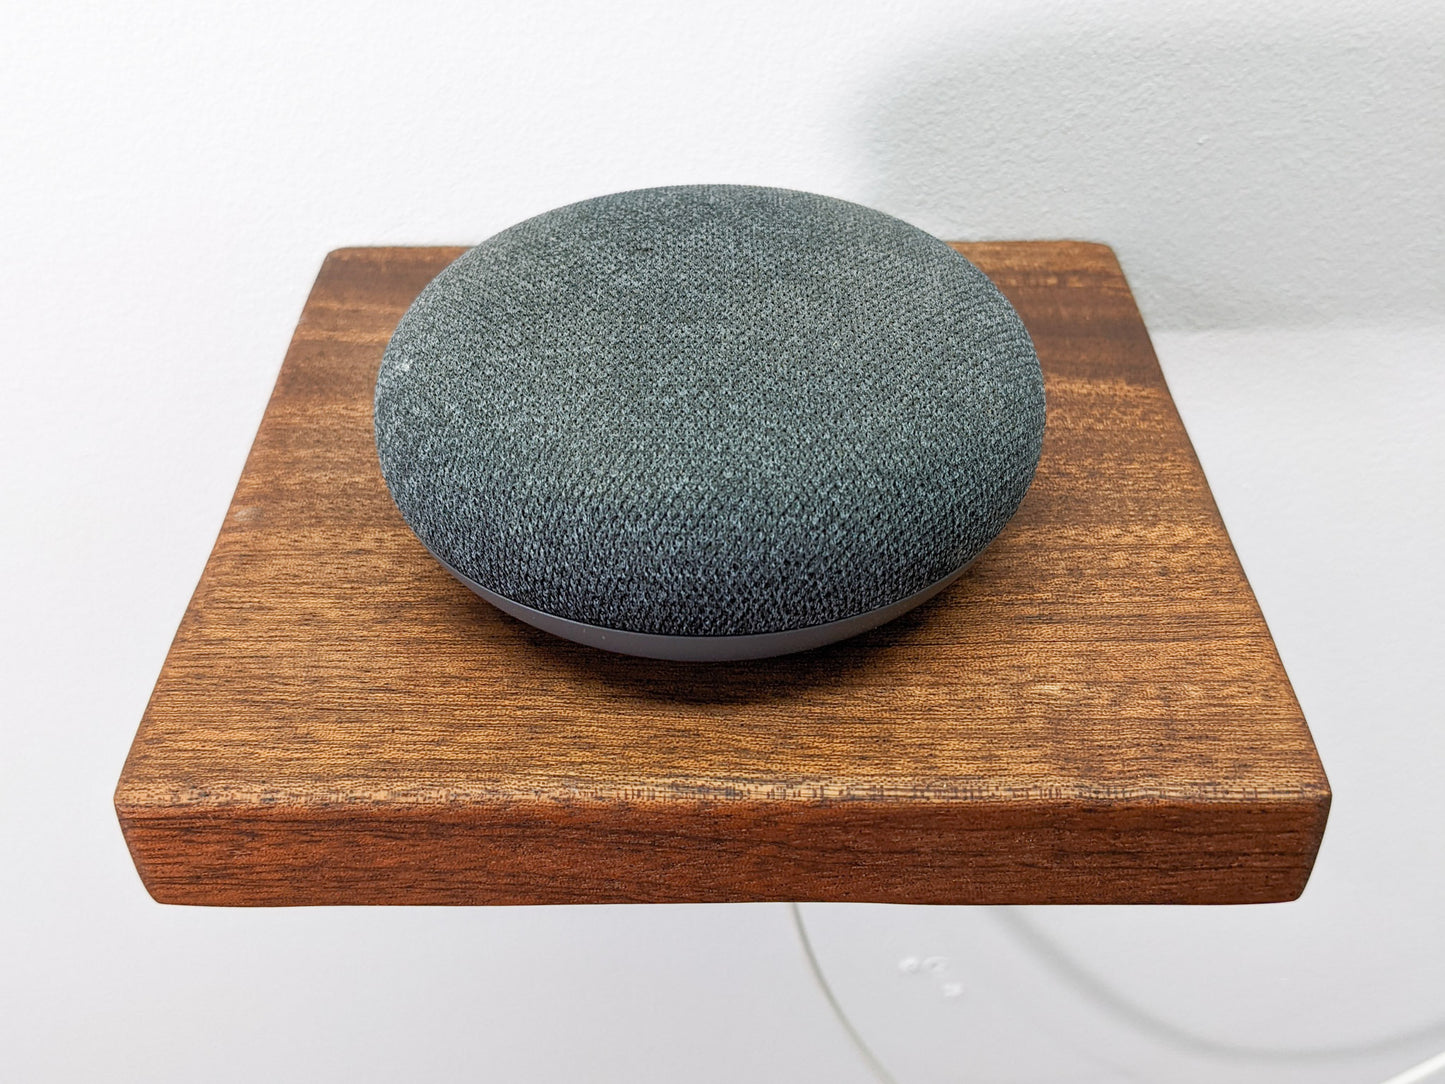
[374,184,1045,641]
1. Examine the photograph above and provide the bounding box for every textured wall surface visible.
[2,2,1443,1081]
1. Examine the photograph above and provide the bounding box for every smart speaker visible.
[374,185,1045,660]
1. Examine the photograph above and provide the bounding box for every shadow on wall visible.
[854,4,1444,330]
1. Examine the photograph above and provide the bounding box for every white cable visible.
[1379,1049,1445,1084]
[789,903,898,1084]
[996,908,1445,1062]
[791,902,1445,1083]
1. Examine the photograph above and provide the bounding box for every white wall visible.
[2,2,1442,1081]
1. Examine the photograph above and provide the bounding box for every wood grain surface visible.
[114,242,1330,906]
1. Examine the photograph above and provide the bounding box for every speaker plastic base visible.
[431,551,980,661]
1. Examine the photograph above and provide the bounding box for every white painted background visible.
[2,1,1442,1080]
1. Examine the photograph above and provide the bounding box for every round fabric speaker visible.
[374,185,1045,660]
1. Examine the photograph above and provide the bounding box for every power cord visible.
[996,908,1445,1064]
[788,903,1445,1082]
[789,903,898,1084]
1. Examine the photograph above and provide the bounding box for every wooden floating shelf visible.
[115,242,1330,906]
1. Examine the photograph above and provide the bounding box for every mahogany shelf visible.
[115,242,1330,906]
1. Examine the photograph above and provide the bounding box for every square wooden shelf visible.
[115,242,1329,906]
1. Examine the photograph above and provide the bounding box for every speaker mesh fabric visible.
[374,185,1045,638]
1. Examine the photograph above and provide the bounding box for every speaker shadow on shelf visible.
[487,572,986,708]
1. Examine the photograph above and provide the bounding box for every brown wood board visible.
[114,242,1330,906]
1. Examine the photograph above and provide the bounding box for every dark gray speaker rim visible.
[424,537,980,661]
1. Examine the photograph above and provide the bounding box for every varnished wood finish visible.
[114,242,1330,906]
